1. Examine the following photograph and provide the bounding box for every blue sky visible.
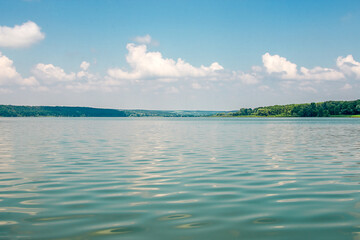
[0,0,359,110]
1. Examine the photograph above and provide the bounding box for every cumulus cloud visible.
[32,63,76,82]
[108,43,224,81]
[0,21,45,48]
[262,53,297,79]
[77,71,95,79]
[2,36,359,97]
[77,61,96,79]
[336,55,360,79]
[299,66,344,81]
[238,73,260,85]
[0,56,97,91]
[262,52,344,81]
[0,52,21,84]
[0,52,39,86]
[133,34,152,44]
[21,76,39,86]
[80,61,90,71]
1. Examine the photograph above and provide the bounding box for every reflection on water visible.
[0,117,359,240]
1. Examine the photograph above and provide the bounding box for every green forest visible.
[0,105,221,117]
[0,106,129,117]
[1,100,360,117]
[216,99,360,117]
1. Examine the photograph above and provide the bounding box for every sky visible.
[0,0,360,110]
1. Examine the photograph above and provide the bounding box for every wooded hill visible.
[0,105,221,117]
[1,100,360,117]
[216,99,360,117]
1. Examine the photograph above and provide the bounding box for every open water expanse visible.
[0,117,359,240]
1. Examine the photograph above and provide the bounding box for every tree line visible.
[0,106,128,117]
[217,99,360,117]
[1,100,359,117]
[0,105,219,117]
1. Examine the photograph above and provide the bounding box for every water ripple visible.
[0,118,359,239]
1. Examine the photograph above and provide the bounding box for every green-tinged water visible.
[0,118,359,240]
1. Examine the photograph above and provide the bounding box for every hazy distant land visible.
[0,99,359,117]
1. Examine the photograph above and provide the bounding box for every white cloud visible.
[0,52,21,85]
[0,52,40,87]
[76,71,95,80]
[77,71,86,78]
[21,76,39,86]
[262,52,344,81]
[134,34,152,44]
[107,67,141,80]
[299,66,344,81]
[108,43,224,81]
[262,53,297,79]
[2,37,358,97]
[0,21,45,48]
[80,61,90,71]
[238,73,260,85]
[32,63,76,82]
[336,55,360,79]
[77,61,97,80]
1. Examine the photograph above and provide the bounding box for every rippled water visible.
[0,118,359,240]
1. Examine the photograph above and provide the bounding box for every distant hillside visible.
[3,101,359,118]
[0,105,128,117]
[0,105,222,117]
[216,99,360,117]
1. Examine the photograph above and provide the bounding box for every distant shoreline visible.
[0,105,222,117]
[215,99,360,118]
[1,99,359,117]
[212,115,360,118]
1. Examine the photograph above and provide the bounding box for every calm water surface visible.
[0,118,359,240]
